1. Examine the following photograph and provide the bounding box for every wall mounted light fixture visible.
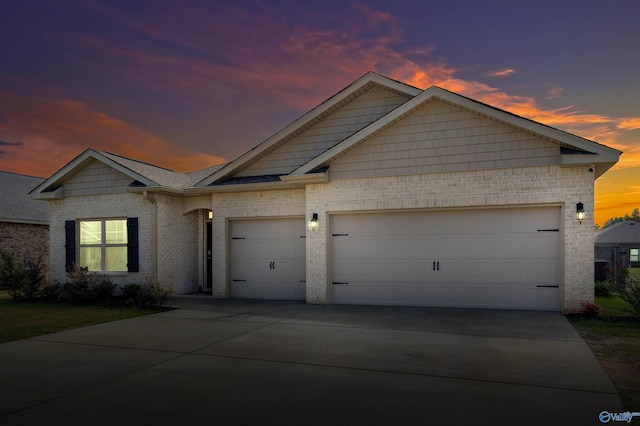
[576,202,586,224]
[309,213,318,231]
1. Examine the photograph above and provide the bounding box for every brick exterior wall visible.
[0,222,50,281]
[48,193,202,293]
[46,163,594,312]
[155,194,201,294]
[49,194,154,286]
[304,165,595,312]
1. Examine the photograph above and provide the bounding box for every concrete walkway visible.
[0,298,623,425]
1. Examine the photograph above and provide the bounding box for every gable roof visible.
[194,72,422,187]
[289,85,621,178]
[596,221,640,245]
[0,171,49,224]
[30,149,226,199]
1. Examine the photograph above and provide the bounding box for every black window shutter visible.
[64,220,76,272]
[127,217,139,272]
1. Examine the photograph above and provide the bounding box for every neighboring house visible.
[31,72,621,312]
[0,171,50,275]
[595,221,640,282]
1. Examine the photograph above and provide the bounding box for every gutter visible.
[142,190,158,281]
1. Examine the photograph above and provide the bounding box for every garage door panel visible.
[230,218,305,301]
[332,207,560,310]
[527,235,559,257]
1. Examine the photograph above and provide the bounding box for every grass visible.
[0,290,157,344]
[569,294,640,410]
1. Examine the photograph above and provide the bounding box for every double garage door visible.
[229,207,560,310]
[332,207,560,310]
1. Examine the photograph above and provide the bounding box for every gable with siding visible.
[57,159,135,197]
[234,86,411,177]
[328,99,561,180]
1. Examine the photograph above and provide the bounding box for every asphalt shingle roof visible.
[0,171,50,223]
[595,221,640,245]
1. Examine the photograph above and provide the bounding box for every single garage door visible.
[230,218,306,301]
[331,207,560,310]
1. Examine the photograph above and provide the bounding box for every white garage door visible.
[230,218,306,301]
[331,207,560,310]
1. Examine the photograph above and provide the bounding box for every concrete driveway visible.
[0,298,623,425]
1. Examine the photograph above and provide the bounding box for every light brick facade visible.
[304,165,594,312]
[48,192,205,294]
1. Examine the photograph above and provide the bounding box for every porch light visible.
[576,202,586,224]
[309,213,319,231]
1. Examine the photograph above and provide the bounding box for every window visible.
[79,219,128,272]
[631,249,639,263]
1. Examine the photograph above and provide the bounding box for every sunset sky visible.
[1,0,639,226]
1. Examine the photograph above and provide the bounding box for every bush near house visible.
[123,277,175,308]
[0,249,46,302]
[0,251,174,308]
[622,278,640,315]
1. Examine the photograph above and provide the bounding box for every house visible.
[0,171,50,275]
[595,221,640,283]
[31,72,621,312]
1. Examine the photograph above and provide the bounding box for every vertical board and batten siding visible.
[329,100,561,180]
[236,86,411,177]
[59,160,134,196]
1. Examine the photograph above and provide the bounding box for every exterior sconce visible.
[309,213,318,231]
[576,202,586,224]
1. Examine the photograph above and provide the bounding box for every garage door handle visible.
[433,261,436,271]
[332,281,349,285]
[537,285,559,288]
[233,279,246,282]
[437,261,440,271]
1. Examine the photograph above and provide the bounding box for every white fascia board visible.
[127,186,185,196]
[30,186,64,200]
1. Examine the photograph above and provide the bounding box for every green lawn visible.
[569,294,640,410]
[0,290,156,344]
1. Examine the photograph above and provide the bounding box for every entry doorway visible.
[206,215,212,289]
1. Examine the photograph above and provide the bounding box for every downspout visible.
[143,190,158,281]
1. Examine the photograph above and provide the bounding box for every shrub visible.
[121,283,140,300]
[135,276,174,307]
[621,278,640,315]
[581,301,602,319]
[594,281,612,297]
[39,282,63,303]
[63,263,116,304]
[0,249,45,302]
[0,249,26,299]
[21,257,46,301]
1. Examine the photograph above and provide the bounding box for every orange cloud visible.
[485,68,516,78]
[0,91,225,177]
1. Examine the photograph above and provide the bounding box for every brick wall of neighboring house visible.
[0,222,50,281]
